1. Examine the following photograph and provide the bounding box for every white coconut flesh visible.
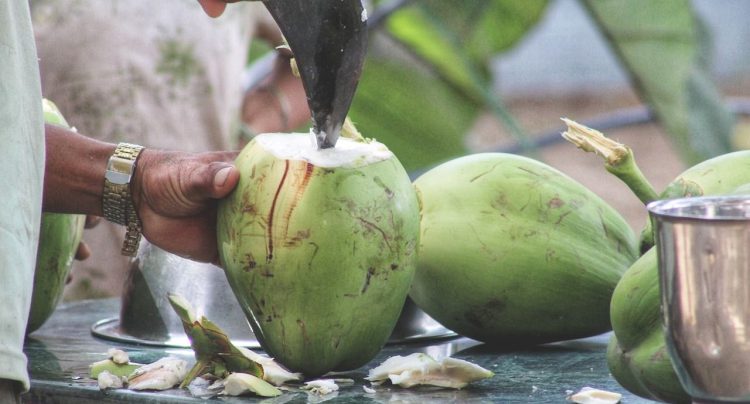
[256,132,393,168]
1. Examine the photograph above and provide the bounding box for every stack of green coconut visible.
[217,118,748,403]
[215,122,639,378]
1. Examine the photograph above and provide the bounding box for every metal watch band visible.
[103,143,144,256]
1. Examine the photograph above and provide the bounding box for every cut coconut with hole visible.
[218,132,419,376]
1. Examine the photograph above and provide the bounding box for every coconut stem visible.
[341,117,367,142]
[561,118,658,205]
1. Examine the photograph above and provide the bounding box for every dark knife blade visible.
[263,0,368,149]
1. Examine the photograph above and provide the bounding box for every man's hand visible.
[197,0,241,17]
[132,150,240,264]
[43,124,240,266]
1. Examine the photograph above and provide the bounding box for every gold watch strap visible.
[103,143,144,256]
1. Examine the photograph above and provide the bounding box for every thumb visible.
[211,164,240,198]
[183,162,240,202]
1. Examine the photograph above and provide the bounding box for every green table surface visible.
[22,299,655,403]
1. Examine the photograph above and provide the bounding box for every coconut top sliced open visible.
[256,133,393,168]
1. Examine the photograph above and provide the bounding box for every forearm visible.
[42,124,115,215]
[42,122,240,262]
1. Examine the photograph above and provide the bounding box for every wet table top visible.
[23,299,655,403]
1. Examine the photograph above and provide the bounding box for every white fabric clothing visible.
[0,1,45,392]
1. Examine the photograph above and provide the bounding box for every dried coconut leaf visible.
[167,293,264,387]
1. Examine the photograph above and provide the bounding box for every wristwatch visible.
[103,143,144,256]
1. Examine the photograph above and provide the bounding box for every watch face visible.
[105,170,131,185]
[106,156,135,185]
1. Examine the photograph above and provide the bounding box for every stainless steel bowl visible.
[92,241,455,348]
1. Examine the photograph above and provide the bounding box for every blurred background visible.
[34,0,749,300]
[309,0,750,231]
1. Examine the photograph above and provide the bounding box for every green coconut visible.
[217,133,419,376]
[27,100,86,334]
[606,249,691,403]
[411,153,639,344]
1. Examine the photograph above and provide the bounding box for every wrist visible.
[103,143,145,256]
[129,147,152,218]
[43,125,117,214]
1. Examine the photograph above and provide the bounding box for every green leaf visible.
[349,59,480,172]
[378,1,546,154]
[580,0,734,164]
[422,0,548,64]
[386,0,548,96]
[386,7,478,98]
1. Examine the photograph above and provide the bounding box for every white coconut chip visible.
[367,353,438,382]
[256,133,393,168]
[128,357,188,391]
[221,373,281,397]
[568,387,622,404]
[302,379,339,395]
[333,378,355,385]
[187,376,216,398]
[107,348,130,365]
[366,353,494,389]
[97,370,126,390]
[208,378,225,392]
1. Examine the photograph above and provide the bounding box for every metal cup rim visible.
[647,195,750,221]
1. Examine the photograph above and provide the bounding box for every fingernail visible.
[214,166,232,187]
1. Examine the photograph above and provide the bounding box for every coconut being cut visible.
[218,131,420,377]
[218,0,404,378]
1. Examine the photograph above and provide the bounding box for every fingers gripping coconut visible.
[217,133,419,377]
